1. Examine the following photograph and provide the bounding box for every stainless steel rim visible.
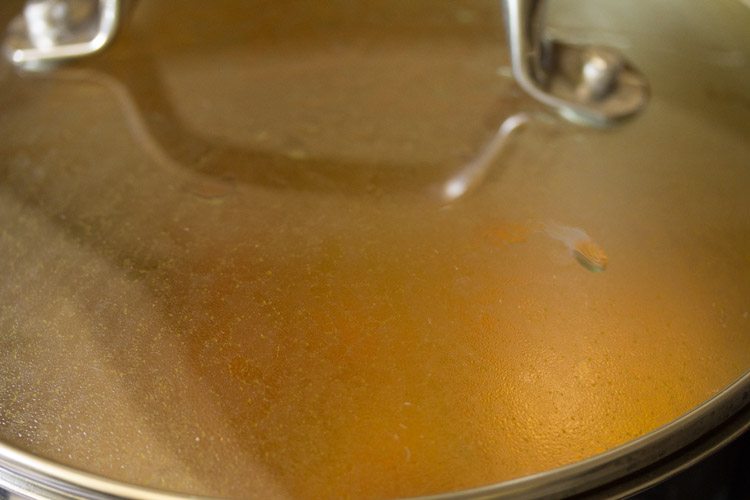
[425,369,750,500]
[0,371,749,499]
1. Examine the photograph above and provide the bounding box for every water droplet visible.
[544,223,608,272]
[573,239,608,272]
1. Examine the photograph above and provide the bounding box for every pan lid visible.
[0,0,749,498]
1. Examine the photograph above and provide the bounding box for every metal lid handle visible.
[3,0,649,126]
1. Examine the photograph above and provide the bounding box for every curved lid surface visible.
[0,0,750,498]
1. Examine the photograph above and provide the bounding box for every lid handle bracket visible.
[501,0,649,126]
[3,0,122,69]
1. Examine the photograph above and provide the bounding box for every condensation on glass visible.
[0,0,749,498]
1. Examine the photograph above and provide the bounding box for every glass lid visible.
[0,0,749,498]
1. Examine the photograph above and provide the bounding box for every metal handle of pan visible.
[2,0,649,126]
